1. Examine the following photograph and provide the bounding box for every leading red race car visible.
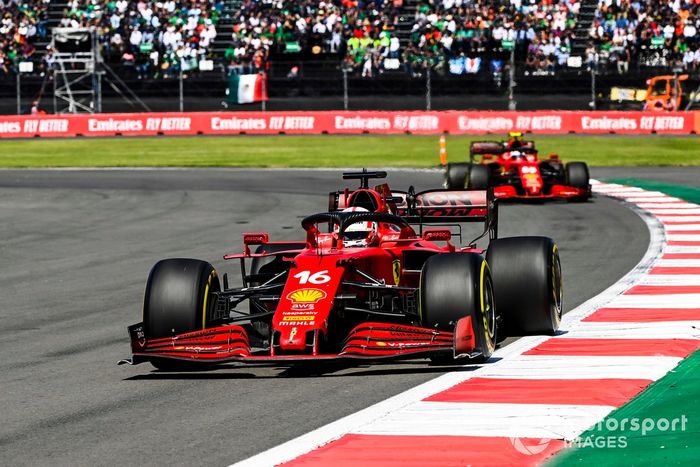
[444,132,592,201]
[122,171,563,370]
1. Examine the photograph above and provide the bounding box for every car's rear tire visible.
[486,237,562,337]
[143,258,220,370]
[444,163,469,189]
[467,164,491,190]
[420,253,496,363]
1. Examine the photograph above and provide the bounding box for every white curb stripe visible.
[655,259,700,267]
[606,294,700,308]
[665,245,700,253]
[618,192,673,198]
[627,197,681,203]
[561,322,700,340]
[648,208,700,215]
[667,234,700,241]
[665,224,700,231]
[640,274,700,285]
[637,203,698,209]
[354,402,615,440]
[478,355,682,380]
[658,216,700,222]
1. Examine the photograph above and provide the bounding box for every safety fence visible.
[1,110,698,138]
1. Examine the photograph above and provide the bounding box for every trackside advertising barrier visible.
[0,111,698,138]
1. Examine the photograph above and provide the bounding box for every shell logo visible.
[287,288,327,304]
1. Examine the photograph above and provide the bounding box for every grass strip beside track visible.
[547,349,700,465]
[1,135,699,168]
[603,178,700,204]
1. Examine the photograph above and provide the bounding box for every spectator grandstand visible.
[0,0,49,76]
[0,0,697,80]
[588,0,699,73]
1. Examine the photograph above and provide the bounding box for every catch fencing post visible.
[16,72,20,115]
[179,68,184,112]
[261,70,266,112]
[342,68,348,111]
[508,46,516,110]
[426,66,432,111]
[590,64,596,110]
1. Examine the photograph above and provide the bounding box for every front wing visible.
[120,319,479,366]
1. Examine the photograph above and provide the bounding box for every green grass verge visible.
[603,178,700,204]
[547,348,700,465]
[0,135,698,168]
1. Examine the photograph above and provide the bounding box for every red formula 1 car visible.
[122,171,563,370]
[444,133,592,201]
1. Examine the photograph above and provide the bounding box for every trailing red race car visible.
[122,171,563,370]
[444,132,592,201]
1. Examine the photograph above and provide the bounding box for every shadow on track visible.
[122,357,503,381]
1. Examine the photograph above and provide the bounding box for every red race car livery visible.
[122,171,563,370]
[444,133,592,201]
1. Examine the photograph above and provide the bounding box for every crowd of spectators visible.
[0,0,48,76]
[589,0,699,73]
[222,0,581,78]
[405,0,580,77]
[3,0,698,81]
[60,0,222,78]
[223,0,402,76]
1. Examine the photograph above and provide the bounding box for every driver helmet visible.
[510,150,523,159]
[337,207,377,247]
[506,131,524,148]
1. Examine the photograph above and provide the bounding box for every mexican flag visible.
[226,73,268,104]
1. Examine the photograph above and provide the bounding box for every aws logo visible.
[287,288,327,304]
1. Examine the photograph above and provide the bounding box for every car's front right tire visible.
[143,258,220,370]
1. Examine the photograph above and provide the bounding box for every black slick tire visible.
[486,236,562,337]
[420,253,496,363]
[565,162,591,201]
[143,258,220,370]
[467,164,491,190]
[444,163,469,189]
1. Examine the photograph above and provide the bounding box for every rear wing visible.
[469,140,536,160]
[393,188,498,241]
[470,141,504,156]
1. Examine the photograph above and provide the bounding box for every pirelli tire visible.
[143,258,220,370]
[467,164,491,190]
[486,236,562,337]
[443,163,470,189]
[565,162,591,201]
[420,253,496,364]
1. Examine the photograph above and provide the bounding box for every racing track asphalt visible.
[1,167,692,466]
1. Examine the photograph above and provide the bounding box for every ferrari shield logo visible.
[392,260,401,285]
